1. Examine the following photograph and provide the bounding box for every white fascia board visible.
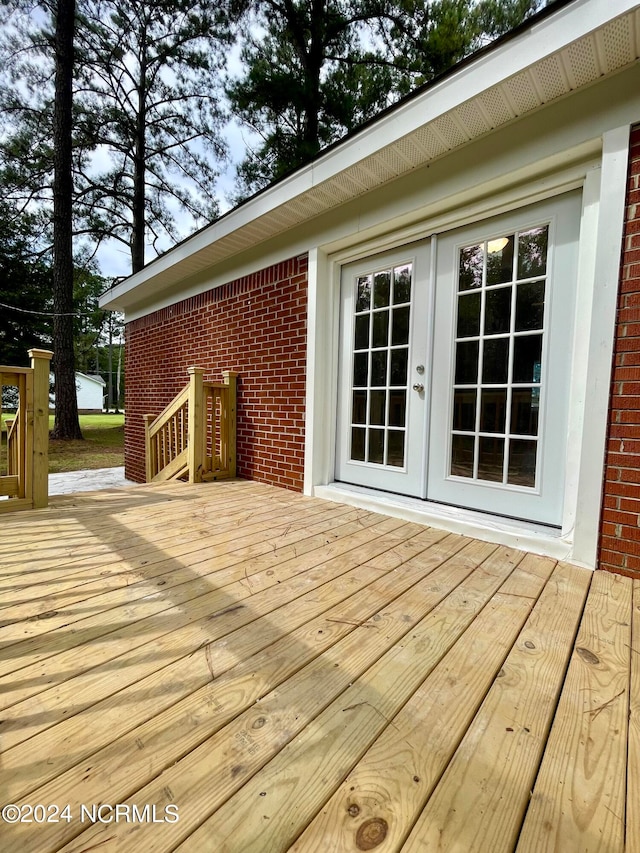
[310,0,637,185]
[100,0,638,312]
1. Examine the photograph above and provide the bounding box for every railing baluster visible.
[143,369,237,483]
[0,349,52,512]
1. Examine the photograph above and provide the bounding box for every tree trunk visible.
[301,0,324,158]
[131,30,147,274]
[107,314,113,411]
[51,0,82,440]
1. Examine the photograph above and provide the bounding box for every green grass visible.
[48,413,125,473]
[1,413,125,474]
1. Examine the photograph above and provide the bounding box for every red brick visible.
[615,409,640,425]
[601,509,639,527]
[601,534,640,557]
[617,382,640,397]
[609,423,640,439]
[598,549,626,568]
[620,553,640,573]
[125,255,308,490]
[611,366,640,382]
[600,563,640,579]
[619,323,640,338]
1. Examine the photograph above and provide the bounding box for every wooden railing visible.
[144,368,237,484]
[0,349,53,513]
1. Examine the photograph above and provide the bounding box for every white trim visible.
[121,150,598,323]
[561,166,601,538]
[304,247,337,494]
[304,248,321,495]
[313,482,583,565]
[307,132,632,567]
[572,124,631,567]
[309,164,595,468]
[324,162,593,267]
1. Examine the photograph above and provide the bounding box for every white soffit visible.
[102,0,640,312]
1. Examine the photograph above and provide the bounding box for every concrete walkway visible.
[48,467,136,496]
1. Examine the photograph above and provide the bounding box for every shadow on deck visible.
[0,479,637,852]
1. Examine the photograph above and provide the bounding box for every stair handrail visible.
[143,368,236,483]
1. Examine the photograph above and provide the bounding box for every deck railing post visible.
[223,371,237,479]
[28,348,53,509]
[143,414,155,482]
[187,367,205,484]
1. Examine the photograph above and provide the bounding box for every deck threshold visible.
[314,482,580,566]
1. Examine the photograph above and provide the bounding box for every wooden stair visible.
[143,368,236,484]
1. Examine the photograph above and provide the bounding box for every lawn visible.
[1,413,125,474]
[48,414,125,473]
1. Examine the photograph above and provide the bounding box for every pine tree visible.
[228,0,545,196]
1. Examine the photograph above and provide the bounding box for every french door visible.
[335,192,581,526]
[335,242,430,497]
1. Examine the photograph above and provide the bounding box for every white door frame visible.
[305,127,630,568]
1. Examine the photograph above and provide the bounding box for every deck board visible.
[629,580,640,853]
[401,561,591,853]
[0,480,636,852]
[516,570,632,853]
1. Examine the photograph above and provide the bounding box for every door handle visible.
[412,383,424,392]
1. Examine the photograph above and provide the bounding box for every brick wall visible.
[125,254,308,491]
[599,124,640,579]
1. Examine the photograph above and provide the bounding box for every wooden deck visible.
[0,479,637,853]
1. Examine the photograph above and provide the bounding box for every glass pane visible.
[517,226,548,279]
[351,427,365,461]
[480,388,507,434]
[354,314,369,350]
[511,388,540,436]
[482,338,509,384]
[369,390,386,426]
[391,307,410,345]
[457,292,481,338]
[478,436,504,482]
[373,271,391,309]
[451,434,474,477]
[371,351,387,386]
[356,276,371,312]
[372,311,389,348]
[393,265,411,304]
[486,235,514,285]
[455,340,479,385]
[515,281,545,332]
[508,439,537,486]
[459,245,483,291]
[453,390,476,432]
[388,390,406,427]
[387,431,405,467]
[368,429,384,464]
[353,352,368,387]
[390,349,408,386]
[513,334,543,383]
[484,287,512,335]
[352,390,367,424]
